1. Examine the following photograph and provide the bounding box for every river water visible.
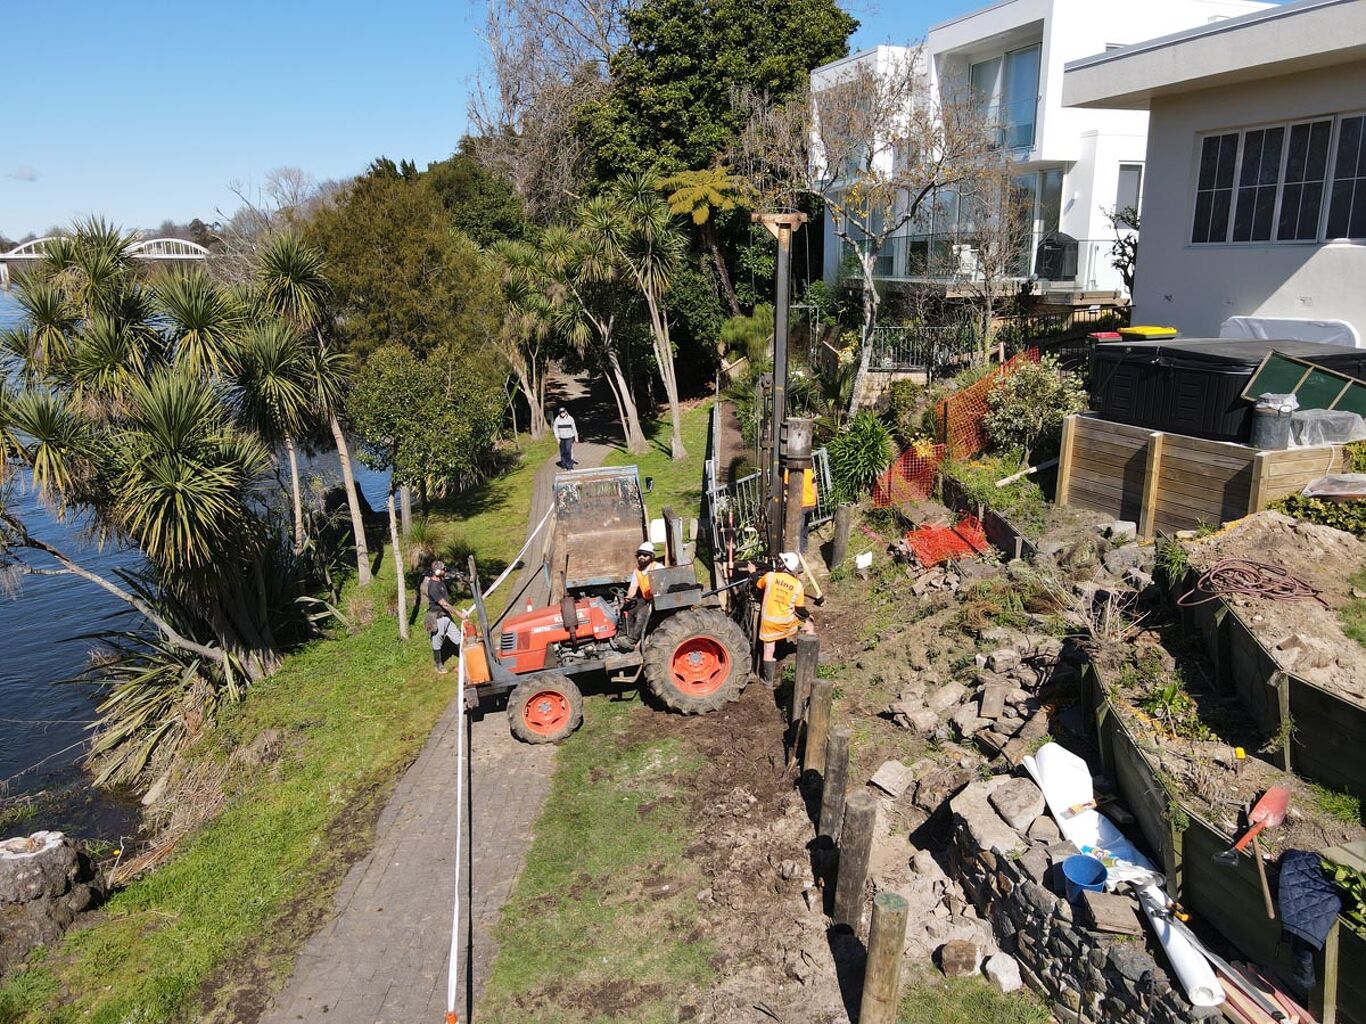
[0,291,390,837]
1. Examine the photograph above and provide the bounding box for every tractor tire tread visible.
[644,607,749,715]
[507,674,584,744]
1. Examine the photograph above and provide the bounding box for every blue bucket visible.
[1062,854,1108,903]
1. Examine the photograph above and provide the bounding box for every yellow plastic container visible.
[1117,325,1179,339]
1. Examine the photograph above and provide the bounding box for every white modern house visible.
[814,0,1271,301]
[1063,0,1366,342]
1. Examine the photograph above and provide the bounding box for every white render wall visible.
[1132,61,1366,336]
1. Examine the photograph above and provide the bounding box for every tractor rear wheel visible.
[508,674,584,744]
[644,607,749,714]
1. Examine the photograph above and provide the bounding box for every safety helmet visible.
[779,551,800,573]
[636,542,655,557]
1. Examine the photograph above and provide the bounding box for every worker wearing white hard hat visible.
[613,541,658,650]
[745,551,815,686]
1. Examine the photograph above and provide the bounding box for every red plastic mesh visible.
[905,515,990,568]
[935,349,1040,458]
[873,442,948,508]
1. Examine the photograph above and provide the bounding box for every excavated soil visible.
[1185,512,1366,701]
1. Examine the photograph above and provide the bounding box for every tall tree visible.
[489,238,557,439]
[733,49,1003,404]
[230,321,314,551]
[660,166,751,316]
[576,0,856,180]
[541,218,650,453]
[303,162,502,358]
[613,175,690,459]
[255,232,373,587]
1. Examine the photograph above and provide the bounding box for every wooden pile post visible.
[793,634,819,722]
[834,791,877,931]
[804,680,834,776]
[819,727,851,840]
[860,892,910,1024]
[831,504,853,569]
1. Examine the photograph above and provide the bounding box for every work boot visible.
[760,659,776,689]
[433,650,448,674]
[611,634,636,653]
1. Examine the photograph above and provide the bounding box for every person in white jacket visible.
[553,407,579,469]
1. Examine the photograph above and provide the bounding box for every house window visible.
[1327,115,1366,239]
[1232,127,1283,241]
[1116,163,1143,215]
[969,44,1040,150]
[1276,120,1332,241]
[1191,116,1358,245]
[1191,133,1238,243]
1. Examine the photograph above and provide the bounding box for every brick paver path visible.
[259,372,616,1023]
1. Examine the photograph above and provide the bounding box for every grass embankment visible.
[478,697,714,1023]
[900,973,1051,1024]
[0,437,552,1024]
[604,399,712,521]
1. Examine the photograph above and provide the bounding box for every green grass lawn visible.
[478,697,714,1023]
[0,436,553,1024]
[604,399,712,525]
[899,972,1051,1024]
[1343,568,1366,648]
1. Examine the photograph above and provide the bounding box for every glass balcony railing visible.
[844,234,1131,293]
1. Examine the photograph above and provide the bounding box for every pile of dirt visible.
[1186,512,1366,700]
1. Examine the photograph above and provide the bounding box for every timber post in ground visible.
[819,726,851,840]
[860,891,910,1024]
[832,503,853,569]
[793,633,819,722]
[833,790,877,932]
[804,679,834,777]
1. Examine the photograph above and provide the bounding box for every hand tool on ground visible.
[1252,834,1276,919]
[1215,787,1290,866]
[1141,892,1287,1021]
[795,551,826,605]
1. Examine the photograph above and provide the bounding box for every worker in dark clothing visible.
[424,560,462,674]
[612,542,657,651]
[554,407,579,469]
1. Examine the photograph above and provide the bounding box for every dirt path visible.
[258,372,619,1024]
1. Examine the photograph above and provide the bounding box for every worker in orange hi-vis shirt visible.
[746,551,815,687]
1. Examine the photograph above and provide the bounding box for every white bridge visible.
[0,236,210,287]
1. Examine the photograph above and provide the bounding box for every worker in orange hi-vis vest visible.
[612,542,657,651]
[746,551,815,687]
[784,467,819,552]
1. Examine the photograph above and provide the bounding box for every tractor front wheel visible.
[644,608,749,714]
[508,675,584,744]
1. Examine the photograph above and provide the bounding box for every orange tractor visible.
[460,466,749,743]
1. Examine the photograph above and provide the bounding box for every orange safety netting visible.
[873,442,948,508]
[905,515,990,567]
[935,349,1040,458]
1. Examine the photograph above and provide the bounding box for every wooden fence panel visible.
[1222,611,1282,734]
[1289,678,1366,803]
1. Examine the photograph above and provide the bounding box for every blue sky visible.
[0,1,1170,236]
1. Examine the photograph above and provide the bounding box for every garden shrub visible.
[942,453,1048,536]
[886,377,924,445]
[1268,494,1366,538]
[827,411,895,502]
[983,355,1086,463]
